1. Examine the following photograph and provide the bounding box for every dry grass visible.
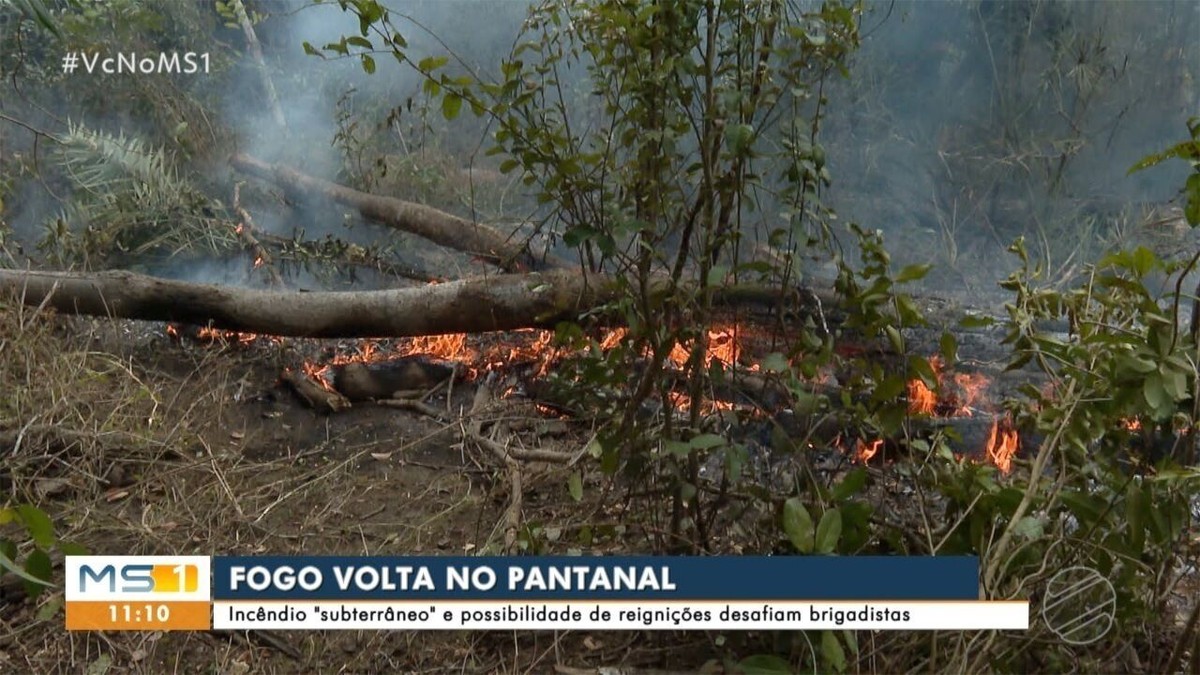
[0,296,730,673]
[0,296,481,672]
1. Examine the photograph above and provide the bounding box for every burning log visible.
[280,369,350,413]
[331,357,455,402]
[230,153,569,273]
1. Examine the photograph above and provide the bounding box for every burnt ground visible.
[0,309,780,674]
[2,292,1198,674]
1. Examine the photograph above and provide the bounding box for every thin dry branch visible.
[231,153,571,273]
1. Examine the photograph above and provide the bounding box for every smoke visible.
[2,1,1196,295]
[820,0,1199,290]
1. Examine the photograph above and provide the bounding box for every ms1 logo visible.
[79,563,199,594]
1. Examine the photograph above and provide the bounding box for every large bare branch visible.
[0,268,611,338]
[0,267,836,338]
[230,153,572,273]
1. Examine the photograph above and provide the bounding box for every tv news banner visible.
[65,555,1027,631]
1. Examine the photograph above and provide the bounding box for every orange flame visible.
[904,356,1020,472]
[907,378,938,416]
[301,361,335,392]
[951,371,990,416]
[196,326,264,345]
[856,438,883,463]
[907,356,943,415]
[985,419,1019,474]
[665,324,747,370]
[907,356,992,417]
[599,328,628,350]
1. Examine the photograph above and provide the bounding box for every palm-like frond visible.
[51,123,236,262]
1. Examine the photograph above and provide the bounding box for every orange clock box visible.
[66,601,211,631]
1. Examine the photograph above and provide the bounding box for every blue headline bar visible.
[211,556,979,601]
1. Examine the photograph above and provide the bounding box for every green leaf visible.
[841,629,859,655]
[760,352,790,373]
[16,505,55,549]
[85,654,112,675]
[14,0,63,39]
[0,539,16,562]
[0,551,53,588]
[59,541,88,557]
[959,315,995,329]
[831,468,868,501]
[664,440,693,457]
[894,263,932,283]
[738,654,794,674]
[939,332,958,365]
[1143,374,1171,416]
[814,509,843,554]
[1185,173,1200,226]
[36,594,63,622]
[1130,246,1157,277]
[688,433,726,450]
[821,630,847,672]
[23,548,53,598]
[1126,483,1148,555]
[707,265,729,286]
[782,498,815,554]
[442,92,463,120]
[1012,516,1044,541]
[1127,140,1200,175]
[417,55,449,72]
[1162,366,1189,401]
[360,54,376,75]
[1061,490,1106,526]
[909,355,938,389]
[357,0,384,31]
[724,446,746,483]
[567,472,583,503]
[725,124,756,155]
[1120,354,1158,375]
[872,375,907,403]
[884,325,904,354]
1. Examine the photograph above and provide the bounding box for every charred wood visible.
[331,357,455,402]
[280,369,349,413]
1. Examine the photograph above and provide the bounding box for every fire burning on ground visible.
[166,319,1023,473]
[906,356,990,417]
[166,323,277,346]
[901,355,1019,474]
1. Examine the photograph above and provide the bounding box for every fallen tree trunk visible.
[0,268,837,339]
[0,268,609,338]
[231,153,571,273]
